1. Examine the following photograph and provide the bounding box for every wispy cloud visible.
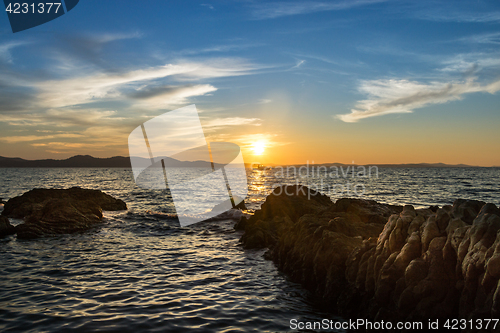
[172,43,263,57]
[1,109,124,127]
[31,58,261,108]
[440,53,500,73]
[458,32,500,45]
[291,53,339,66]
[201,4,214,10]
[0,35,268,156]
[203,117,261,130]
[416,10,500,23]
[128,84,217,108]
[336,76,500,122]
[250,0,387,19]
[30,141,124,154]
[286,52,362,75]
[0,133,83,143]
[0,41,29,63]
[291,59,305,69]
[338,46,500,123]
[258,99,272,104]
[50,31,142,70]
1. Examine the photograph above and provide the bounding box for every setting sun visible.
[251,141,266,155]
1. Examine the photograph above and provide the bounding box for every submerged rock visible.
[2,187,127,239]
[0,215,16,238]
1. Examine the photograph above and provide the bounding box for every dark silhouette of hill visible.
[0,155,223,168]
[0,155,132,168]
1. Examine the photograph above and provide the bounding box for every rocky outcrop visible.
[2,187,127,239]
[0,215,16,237]
[240,186,500,329]
[341,200,500,327]
[238,185,402,304]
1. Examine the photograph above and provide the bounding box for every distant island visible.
[0,155,214,168]
[0,155,489,168]
[290,162,476,168]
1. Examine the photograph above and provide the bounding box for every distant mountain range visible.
[0,155,217,168]
[0,155,488,168]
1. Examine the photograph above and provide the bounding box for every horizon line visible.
[0,154,498,168]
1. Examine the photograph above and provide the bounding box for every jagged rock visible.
[241,191,500,330]
[452,199,486,224]
[234,215,247,230]
[3,187,126,219]
[340,199,500,330]
[0,215,15,237]
[2,187,127,239]
[249,185,332,224]
[239,185,333,248]
[324,198,403,224]
[240,185,404,306]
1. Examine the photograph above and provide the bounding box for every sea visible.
[0,167,499,332]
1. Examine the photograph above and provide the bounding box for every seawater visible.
[0,167,499,332]
[0,168,339,333]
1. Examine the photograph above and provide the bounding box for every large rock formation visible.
[2,187,127,239]
[341,200,500,328]
[239,185,402,304]
[239,186,500,330]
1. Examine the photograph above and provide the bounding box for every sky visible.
[0,0,499,166]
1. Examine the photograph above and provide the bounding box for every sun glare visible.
[251,141,266,155]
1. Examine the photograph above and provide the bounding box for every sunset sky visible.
[0,0,499,166]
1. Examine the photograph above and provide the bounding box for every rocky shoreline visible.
[3,184,500,329]
[237,185,500,331]
[0,187,127,239]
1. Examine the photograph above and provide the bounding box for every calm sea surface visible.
[0,167,499,332]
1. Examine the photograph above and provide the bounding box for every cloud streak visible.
[416,10,500,23]
[0,133,84,143]
[31,58,261,108]
[203,117,261,130]
[458,32,500,45]
[0,41,30,63]
[128,84,217,108]
[337,77,500,122]
[172,43,263,57]
[50,32,142,70]
[250,0,387,19]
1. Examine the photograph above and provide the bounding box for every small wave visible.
[125,208,246,223]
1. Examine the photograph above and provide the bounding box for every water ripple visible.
[1,167,498,332]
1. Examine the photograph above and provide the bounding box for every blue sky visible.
[0,0,499,165]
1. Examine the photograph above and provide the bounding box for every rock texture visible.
[239,185,402,304]
[0,215,16,238]
[239,186,500,329]
[2,187,127,239]
[342,200,500,327]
